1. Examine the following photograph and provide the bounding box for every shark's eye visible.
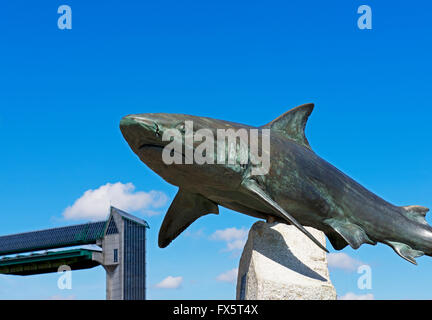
[176,123,186,133]
[154,124,161,136]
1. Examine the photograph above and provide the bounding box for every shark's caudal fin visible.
[158,189,219,248]
[386,205,429,264]
[262,103,314,150]
[241,179,329,253]
[325,207,430,265]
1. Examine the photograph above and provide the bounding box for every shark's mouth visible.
[139,143,188,162]
[139,143,164,150]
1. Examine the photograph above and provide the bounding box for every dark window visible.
[113,248,118,263]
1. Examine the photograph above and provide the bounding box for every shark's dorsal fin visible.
[401,205,429,225]
[158,189,219,248]
[262,103,314,150]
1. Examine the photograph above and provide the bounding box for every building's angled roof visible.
[110,206,150,228]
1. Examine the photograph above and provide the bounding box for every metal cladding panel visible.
[106,216,119,235]
[123,219,146,300]
[0,221,106,256]
[0,249,100,275]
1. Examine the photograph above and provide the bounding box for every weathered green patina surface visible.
[120,103,431,264]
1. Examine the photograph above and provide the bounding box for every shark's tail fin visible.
[325,205,432,265]
[383,205,431,264]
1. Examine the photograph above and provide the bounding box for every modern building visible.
[0,206,149,300]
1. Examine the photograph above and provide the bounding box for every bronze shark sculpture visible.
[120,103,431,264]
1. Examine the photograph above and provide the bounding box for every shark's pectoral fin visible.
[401,205,429,225]
[158,189,219,248]
[325,219,376,250]
[241,179,329,253]
[384,241,424,265]
[325,230,349,250]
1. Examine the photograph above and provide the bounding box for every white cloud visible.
[62,182,168,220]
[216,268,238,283]
[327,252,363,272]
[338,292,374,300]
[184,228,205,239]
[210,227,248,252]
[226,239,247,251]
[155,276,183,289]
[211,227,248,242]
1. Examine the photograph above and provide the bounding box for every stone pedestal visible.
[236,221,336,300]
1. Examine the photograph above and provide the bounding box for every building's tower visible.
[93,207,149,300]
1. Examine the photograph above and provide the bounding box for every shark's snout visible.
[120,115,155,128]
[120,114,162,152]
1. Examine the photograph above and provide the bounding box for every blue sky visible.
[0,0,431,299]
